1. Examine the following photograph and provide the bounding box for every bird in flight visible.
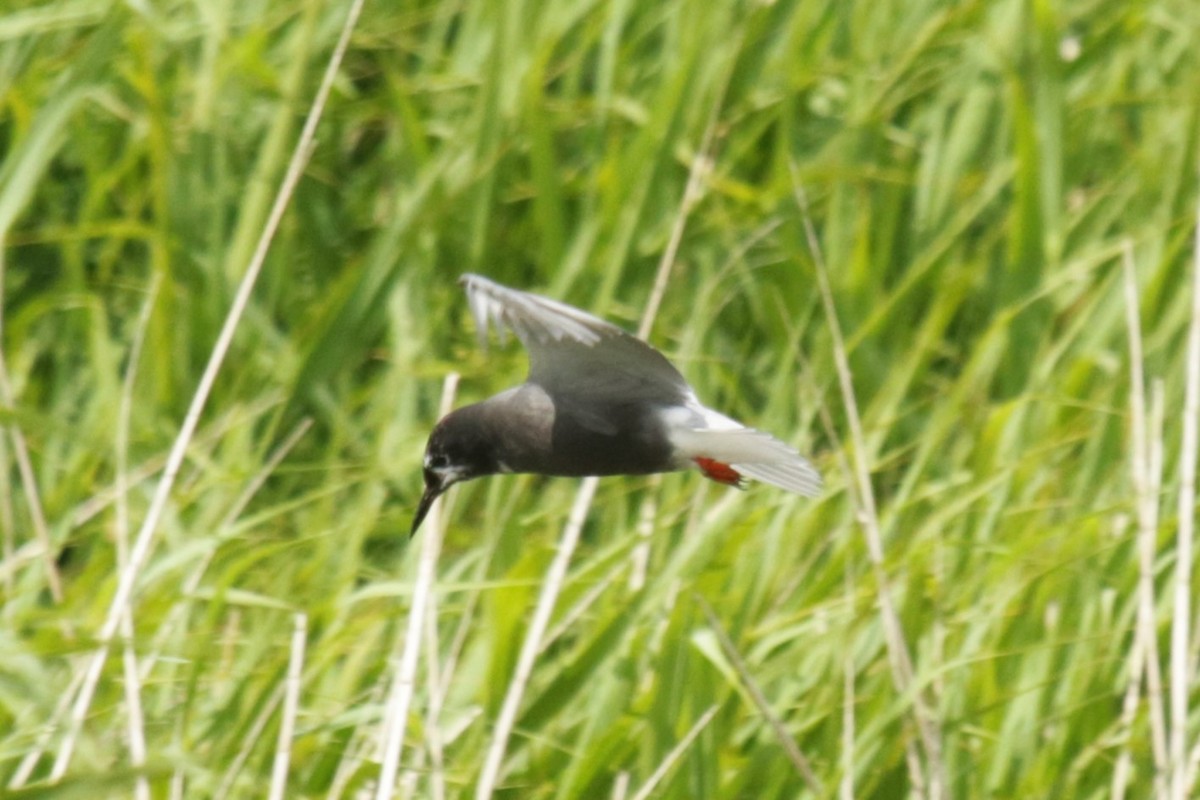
[411,275,820,535]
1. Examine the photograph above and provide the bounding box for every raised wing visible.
[460,274,691,404]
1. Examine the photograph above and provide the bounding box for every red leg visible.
[693,457,744,488]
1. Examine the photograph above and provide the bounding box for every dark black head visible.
[411,407,501,536]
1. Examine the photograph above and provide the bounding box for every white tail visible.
[670,427,822,497]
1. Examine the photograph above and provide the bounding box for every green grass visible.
[2,0,1199,797]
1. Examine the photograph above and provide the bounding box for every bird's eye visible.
[426,453,449,470]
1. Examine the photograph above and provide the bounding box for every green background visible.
[2,0,1197,797]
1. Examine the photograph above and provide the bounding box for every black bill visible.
[410,483,441,537]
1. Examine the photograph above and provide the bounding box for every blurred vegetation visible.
[1,0,1198,797]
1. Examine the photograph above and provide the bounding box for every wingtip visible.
[459,275,511,353]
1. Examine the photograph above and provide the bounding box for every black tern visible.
[411,274,821,534]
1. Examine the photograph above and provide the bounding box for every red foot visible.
[694,457,744,488]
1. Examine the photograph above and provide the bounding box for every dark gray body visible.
[442,384,677,477]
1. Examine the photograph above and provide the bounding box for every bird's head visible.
[411,407,500,536]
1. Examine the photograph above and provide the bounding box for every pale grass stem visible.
[1189,742,1200,797]
[1112,380,1166,800]
[141,416,313,691]
[34,279,160,791]
[419,544,490,791]
[327,680,388,800]
[627,490,658,591]
[1149,380,1169,790]
[115,274,159,800]
[0,241,61,602]
[790,170,945,798]
[1114,639,1146,800]
[0,352,62,602]
[375,372,459,800]
[624,93,722,591]
[542,558,626,652]
[221,418,316,530]
[423,593,448,800]
[0,437,13,613]
[1168,203,1200,800]
[1117,241,1169,799]
[841,568,856,800]
[437,571,482,706]
[474,475,600,797]
[67,394,287,530]
[431,452,506,714]
[47,0,363,780]
[7,661,87,789]
[268,612,309,800]
[170,723,185,800]
[0,540,53,588]
[633,74,720,343]
[627,704,720,800]
[216,683,286,799]
[810,393,917,799]
[697,596,823,794]
[611,771,630,800]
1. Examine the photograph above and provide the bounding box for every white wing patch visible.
[664,397,822,497]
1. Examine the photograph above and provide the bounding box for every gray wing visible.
[460,274,691,405]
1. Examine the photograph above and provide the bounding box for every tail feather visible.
[732,460,822,498]
[671,427,822,497]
